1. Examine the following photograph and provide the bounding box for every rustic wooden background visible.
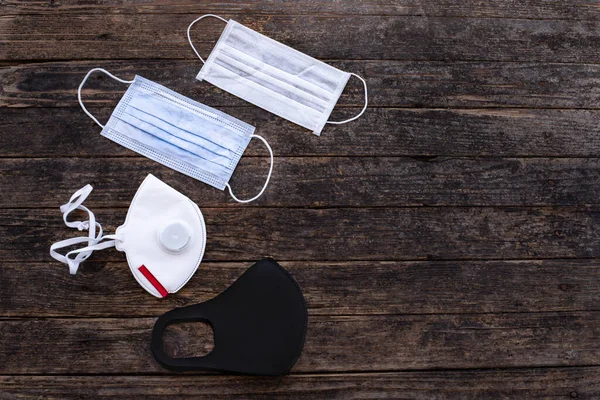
[2,0,600,398]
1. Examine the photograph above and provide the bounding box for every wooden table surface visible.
[2,1,600,398]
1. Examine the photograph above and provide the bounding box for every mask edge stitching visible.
[199,19,236,80]
[102,129,229,189]
[314,71,352,135]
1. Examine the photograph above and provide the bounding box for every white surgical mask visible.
[187,14,368,136]
[78,68,273,203]
[50,174,206,298]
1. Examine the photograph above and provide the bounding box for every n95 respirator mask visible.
[50,174,206,298]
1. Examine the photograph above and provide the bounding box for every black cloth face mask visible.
[151,258,308,375]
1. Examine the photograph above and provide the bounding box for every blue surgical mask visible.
[78,68,273,203]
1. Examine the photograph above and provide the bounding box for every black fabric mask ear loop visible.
[151,303,217,372]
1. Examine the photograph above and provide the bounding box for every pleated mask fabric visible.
[188,14,368,136]
[78,68,273,203]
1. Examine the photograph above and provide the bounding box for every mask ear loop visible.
[49,184,120,274]
[187,14,228,63]
[60,235,119,273]
[326,73,368,125]
[226,134,274,203]
[78,68,134,128]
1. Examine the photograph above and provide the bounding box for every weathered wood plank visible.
[1,312,599,373]
[3,60,600,109]
[0,368,599,399]
[3,0,600,20]
[2,260,600,318]
[2,15,600,62]
[2,157,600,208]
[1,207,598,262]
[3,107,600,157]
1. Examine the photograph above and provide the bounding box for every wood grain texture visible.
[2,0,600,394]
[3,60,600,109]
[1,207,599,262]
[0,367,599,399]
[2,260,600,318]
[3,0,600,20]
[2,157,600,207]
[2,15,600,62]
[3,107,600,158]
[1,312,600,373]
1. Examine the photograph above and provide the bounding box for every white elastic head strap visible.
[59,185,100,233]
[327,73,368,125]
[187,14,228,63]
[61,235,119,271]
[49,185,119,274]
[78,68,134,129]
[225,134,274,203]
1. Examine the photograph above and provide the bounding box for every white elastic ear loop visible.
[51,237,95,274]
[62,235,119,274]
[187,14,228,63]
[226,134,274,203]
[50,184,101,274]
[59,184,102,235]
[326,73,368,125]
[49,184,118,274]
[50,236,113,275]
[78,68,134,129]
